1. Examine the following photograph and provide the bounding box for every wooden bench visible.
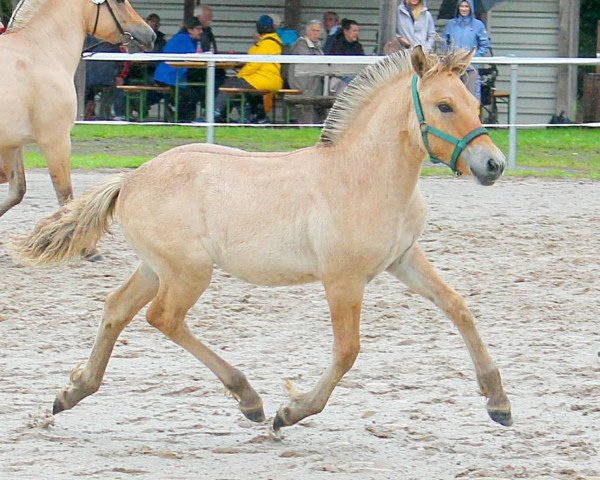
[218,87,303,123]
[116,85,172,121]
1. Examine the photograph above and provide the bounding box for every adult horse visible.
[13,47,513,431]
[0,0,155,218]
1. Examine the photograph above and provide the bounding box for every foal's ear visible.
[411,45,427,77]
[452,48,476,76]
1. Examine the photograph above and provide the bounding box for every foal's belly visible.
[212,246,320,287]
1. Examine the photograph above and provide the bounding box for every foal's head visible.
[83,0,155,51]
[410,46,505,185]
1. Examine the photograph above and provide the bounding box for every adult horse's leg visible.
[386,244,513,426]
[145,262,265,422]
[273,280,364,430]
[37,134,74,206]
[38,133,103,261]
[53,263,159,414]
[0,147,26,218]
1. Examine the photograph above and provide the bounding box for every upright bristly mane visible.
[319,49,471,144]
[7,0,50,32]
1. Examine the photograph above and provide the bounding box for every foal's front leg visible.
[387,244,512,426]
[273,280,364,430]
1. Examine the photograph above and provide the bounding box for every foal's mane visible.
[7,0,49,32]
[319,49,469,144]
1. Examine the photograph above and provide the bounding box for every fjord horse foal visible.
[13,48,512,430]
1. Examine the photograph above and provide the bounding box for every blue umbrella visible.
[437,0,505,20]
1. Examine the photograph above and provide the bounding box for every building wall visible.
[134,0,564,123]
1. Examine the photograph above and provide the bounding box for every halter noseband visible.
[90,0,134,46]
[411,74,488,176]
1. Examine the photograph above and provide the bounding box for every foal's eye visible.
[438,103,453,114]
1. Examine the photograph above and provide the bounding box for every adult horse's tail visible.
[12,174,127,265]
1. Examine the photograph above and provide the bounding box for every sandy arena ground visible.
[0,170,598,480]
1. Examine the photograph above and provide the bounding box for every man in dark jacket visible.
[328,18,364,56]
[328,19,364,95]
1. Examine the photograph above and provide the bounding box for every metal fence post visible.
[508,63,519,170]
[206,60,216,144]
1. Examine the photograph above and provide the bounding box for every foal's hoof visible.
[81,248,103,262]
[273,412,287,431]
[241,406,266,423]
[52,398,65,415]
[488,410,513,427]
[273,407,293,431]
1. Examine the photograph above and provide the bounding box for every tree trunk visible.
[284,0,301,32]
[378,0,398,55]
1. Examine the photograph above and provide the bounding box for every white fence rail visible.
[82,53,600,169]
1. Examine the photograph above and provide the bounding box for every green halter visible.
[411,74,488,176]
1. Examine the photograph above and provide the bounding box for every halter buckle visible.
[91,0,105,5]
[120,32,134,45]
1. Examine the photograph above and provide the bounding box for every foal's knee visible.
[442,294,474,326]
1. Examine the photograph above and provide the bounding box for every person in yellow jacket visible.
[214,15,283,123]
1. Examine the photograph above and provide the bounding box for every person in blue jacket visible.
[443,0,490,101]
[153,17,204,121]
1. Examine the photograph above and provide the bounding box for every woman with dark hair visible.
[328,18,364,56]
[213,15,283,123]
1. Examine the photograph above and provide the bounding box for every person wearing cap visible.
[153,17,205,122]
[267,13,298,46]
[213,15,283,123]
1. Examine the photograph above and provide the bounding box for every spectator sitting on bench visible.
[153,17,204,122]
[288,20,325,124]
[328,18,365,96]
[213,15,283,123]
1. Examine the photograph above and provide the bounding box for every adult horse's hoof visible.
[241,406,266,423]
[52,398,65,415]
[488,410,513,427]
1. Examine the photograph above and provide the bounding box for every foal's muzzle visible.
[467,146,506,186]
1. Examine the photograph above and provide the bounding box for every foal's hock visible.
[12,47,512,431]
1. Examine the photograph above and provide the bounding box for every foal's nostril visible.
[486,158,501,175]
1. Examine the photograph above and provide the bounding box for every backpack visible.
[264,36,291,88]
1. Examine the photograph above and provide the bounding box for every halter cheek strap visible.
[411,74,488,176]
[90,0,134,46]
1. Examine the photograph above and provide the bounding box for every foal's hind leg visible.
[53,263,159,414]
[146,264,265,422]
[273,280,364,430]
[386,244,512,426]
[0,147,26,218]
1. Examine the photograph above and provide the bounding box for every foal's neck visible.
[336,77,424,187]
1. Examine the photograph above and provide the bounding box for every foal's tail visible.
[11,173,127,265]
